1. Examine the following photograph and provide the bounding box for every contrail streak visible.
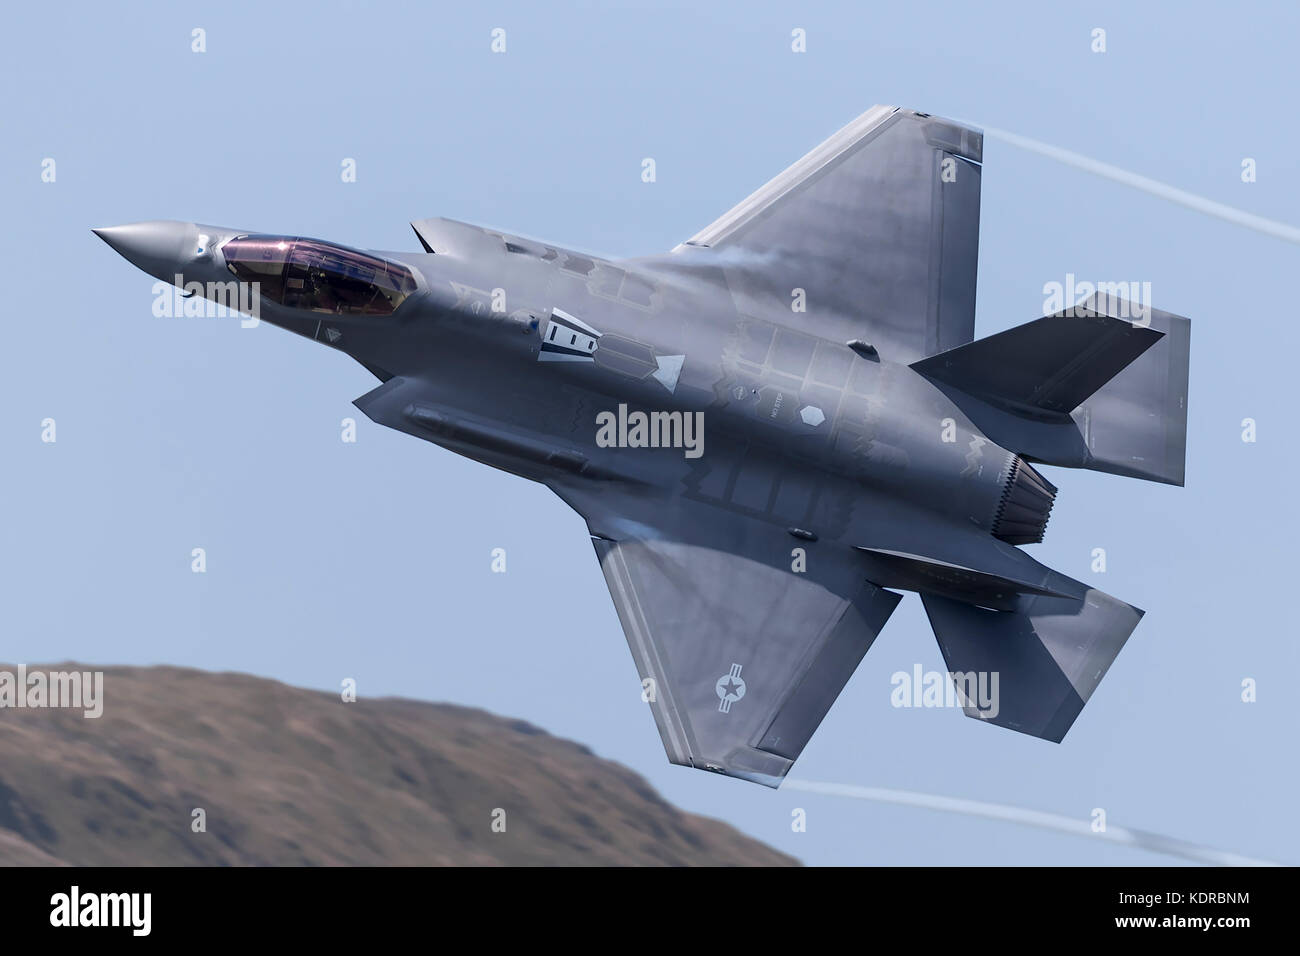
[978,124,1300,245]
[784,779,1284,867]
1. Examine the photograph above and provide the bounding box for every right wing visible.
[551,480,900,787]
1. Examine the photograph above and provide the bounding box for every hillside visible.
[0,664,795,866]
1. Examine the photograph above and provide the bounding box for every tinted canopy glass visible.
[223,236,418,316]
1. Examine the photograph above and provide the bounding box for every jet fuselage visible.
[112,220,1033,559]
[95,105,1184,781]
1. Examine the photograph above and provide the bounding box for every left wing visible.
[551,480,900,787]
[669,106,983,364]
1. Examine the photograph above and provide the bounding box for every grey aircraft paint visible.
[96,106,1191,788]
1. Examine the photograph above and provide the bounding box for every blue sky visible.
[4,0,1297,865]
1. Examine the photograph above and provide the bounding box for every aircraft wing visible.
[676,106,983,364]
[549,480,900,787]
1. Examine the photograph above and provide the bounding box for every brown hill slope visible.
[0,664,796,866]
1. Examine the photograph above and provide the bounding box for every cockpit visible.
[222,236,419,316]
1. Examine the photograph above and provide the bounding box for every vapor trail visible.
[979,125,1300,245]
[784,779,1283,867]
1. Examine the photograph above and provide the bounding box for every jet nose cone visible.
[93,221,194,281]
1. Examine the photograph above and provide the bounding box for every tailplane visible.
[921,574,1143,742]
[912,292,1190,485]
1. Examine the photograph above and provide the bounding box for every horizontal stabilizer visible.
[913,293,1191,485]
[1071,294,1191,485]
[921,580,1143,742]
[911,298,1163,417]
[854,546,1071,611]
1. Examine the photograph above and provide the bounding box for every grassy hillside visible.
[0,664,795,866]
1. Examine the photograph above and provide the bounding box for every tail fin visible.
[921,576,1143,742]
[912,292,1191,485]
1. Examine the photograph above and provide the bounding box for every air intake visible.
[992,456,1056,545]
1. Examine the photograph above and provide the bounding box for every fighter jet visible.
[96,106,1190,787]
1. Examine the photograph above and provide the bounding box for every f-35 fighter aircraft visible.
[97,106,1190,787]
